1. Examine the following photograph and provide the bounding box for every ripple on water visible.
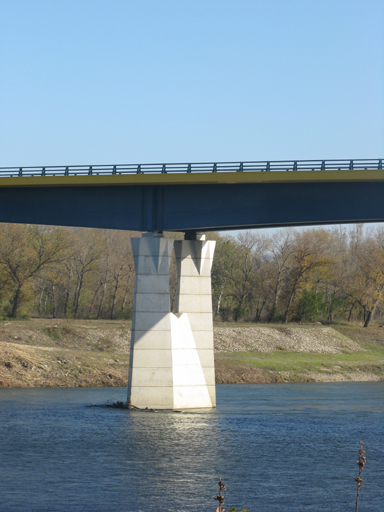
[0,382,383,512]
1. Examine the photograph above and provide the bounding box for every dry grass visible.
[1,319,384,388]
[0,319,130,388]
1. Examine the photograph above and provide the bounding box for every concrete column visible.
[174,235,216,406]
[128,233,213,410]
[128,233,174,409]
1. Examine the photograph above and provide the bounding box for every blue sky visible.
[1,0,383,167]
[0,1,383,233]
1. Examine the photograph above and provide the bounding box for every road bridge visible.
[1,159,383,409]
[0,159,383,233]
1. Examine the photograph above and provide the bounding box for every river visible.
[0,383,383,512]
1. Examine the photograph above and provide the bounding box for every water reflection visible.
[120,410,225,511]
[0,384,383,512]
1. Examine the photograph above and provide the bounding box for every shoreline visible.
[1,319,383,388]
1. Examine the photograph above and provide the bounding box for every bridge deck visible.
[0,159,382,187]
[0,169,384,188]
[0,159,383,232]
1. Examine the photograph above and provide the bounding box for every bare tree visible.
[106,231,134,319]
[226,231,270,321]
[0,225,69,317]
[266,229,295,322]
[70,230,104,317]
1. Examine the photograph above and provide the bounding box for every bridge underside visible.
[2,170,384,409]
[0,180,384,232]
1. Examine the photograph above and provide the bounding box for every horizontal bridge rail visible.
[0,159,382,178]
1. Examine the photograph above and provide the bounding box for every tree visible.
[295,290,326,321]
[0,224,69,318]
[281,229,331,323]
[211,236,238,316]
[333,226,384,327]
[225,231,269,321]
[355,228,384,327]
[106,231,135,319]
[69,229,104,317]
[266,229,295,322]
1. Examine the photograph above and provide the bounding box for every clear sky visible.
[1,0,383,167]
[0,1,383,233]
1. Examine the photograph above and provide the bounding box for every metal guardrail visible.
[0,159,382,178]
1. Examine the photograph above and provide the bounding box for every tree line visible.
[0,223,383,327]
[211,225,384,327]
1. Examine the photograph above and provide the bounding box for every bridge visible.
[1,158,383,409]
[1,159,383,233]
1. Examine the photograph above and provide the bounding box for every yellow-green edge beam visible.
[1,169,384,188]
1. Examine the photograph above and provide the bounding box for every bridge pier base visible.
[128,233,216,409]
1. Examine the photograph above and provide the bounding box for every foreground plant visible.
[214,479,247,512]
[214,478,226,512]
[355,440,366,512]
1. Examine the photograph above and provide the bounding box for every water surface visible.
[0,383,383,511]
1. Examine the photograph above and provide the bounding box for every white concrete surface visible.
[128,233,216,410]
[177,276,212,295]
[171,313,212,408]
[128,233,175,409]
[174,236,216,407]
[133,293,171,313]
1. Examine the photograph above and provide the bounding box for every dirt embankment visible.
[0,319,384,388]
[214,326,361,354]
[214,324,384,384]
[0,320,130,388]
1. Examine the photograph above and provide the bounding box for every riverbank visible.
[0,319,383,388]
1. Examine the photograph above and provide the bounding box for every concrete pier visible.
[128,233,215,409]
[174,235,216,406]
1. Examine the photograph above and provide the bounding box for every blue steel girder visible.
[0,179,384,232]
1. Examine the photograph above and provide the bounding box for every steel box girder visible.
[0,181,383,232]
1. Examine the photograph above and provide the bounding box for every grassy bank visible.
[215,341,384,383]
[0,319,383,388]
[215,322,384,383]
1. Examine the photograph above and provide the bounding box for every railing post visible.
[7,158,384,180]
